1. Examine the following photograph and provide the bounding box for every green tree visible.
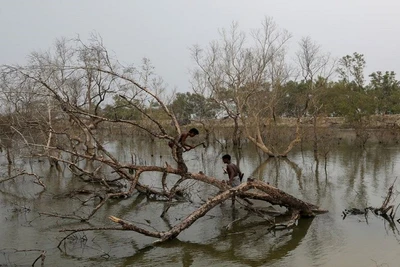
[320,81,374,120]
[170,92,219,122]
[368,71,400,114]
[103,95,142,120]
[337,52,366,90]
[281,80,310,117]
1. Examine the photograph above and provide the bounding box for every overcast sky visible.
[1,0,400,92]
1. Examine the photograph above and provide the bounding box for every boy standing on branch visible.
[169,128,199,172]
[222,154,243,187]
[222,154,244,206]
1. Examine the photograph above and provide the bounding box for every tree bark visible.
[107,179,326,243]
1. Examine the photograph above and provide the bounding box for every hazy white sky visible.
[1,0,400,92]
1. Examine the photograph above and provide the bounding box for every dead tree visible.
[1,35,327,249]
[59,177,326,244]
[191,17,310,156]
[343,179,399,229]
[191,18,291,148]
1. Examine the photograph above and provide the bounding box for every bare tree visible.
[296,36,336,88]
[0,34,326,247]
[295,36,337,158]
[191,17,296,154]
[191,22,246,146]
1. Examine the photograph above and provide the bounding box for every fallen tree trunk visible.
[44,147,328,240]
[40,123,327,244]
[244,180,322,216]
[107,179,326,243]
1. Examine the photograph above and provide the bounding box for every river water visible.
[0,137,399,267]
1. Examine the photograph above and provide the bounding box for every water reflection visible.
[1,139,400,266]
[120,218,314,267]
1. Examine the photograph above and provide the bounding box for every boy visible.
[222,154,243,187]
[168,128,199,151]
[169,128,199,172]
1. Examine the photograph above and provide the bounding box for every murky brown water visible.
[1,137,400,267]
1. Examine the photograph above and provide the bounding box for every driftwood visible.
[373,178,397,217]
[343,179,399,227]
[28,137,328,246]
[108,179,326,243]
[57,176,327,246]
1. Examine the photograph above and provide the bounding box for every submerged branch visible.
[0,170,46,189]
[106,180,325,243]
[343,179,399,229]
[57,227,133,248]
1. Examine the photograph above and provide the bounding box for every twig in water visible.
[31,250,46,267]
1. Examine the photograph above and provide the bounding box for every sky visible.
[1,0,400,93]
